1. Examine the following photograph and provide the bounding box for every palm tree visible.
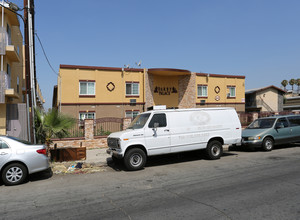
[281,80,288,91]
[35,108,76,149]
[289,79,296,91]
[296,78,300,94]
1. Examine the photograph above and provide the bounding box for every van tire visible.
[262,137,274,151]
[206,141,223,160]
[124,148,146,171]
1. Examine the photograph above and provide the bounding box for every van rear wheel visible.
[124,148,146,171]
[206,141,223,160]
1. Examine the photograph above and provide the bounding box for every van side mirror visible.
[152,123,159,136]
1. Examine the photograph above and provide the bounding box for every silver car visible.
[0,136,49,186]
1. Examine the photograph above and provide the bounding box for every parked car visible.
[107,106,241,170]
[0,136,49,186]
[242,115,300,151]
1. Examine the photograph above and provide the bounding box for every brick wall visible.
[178,73,196,108]
[51,137,107,150]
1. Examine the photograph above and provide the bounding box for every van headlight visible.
[248,136,261,141]
[107,137,121,149]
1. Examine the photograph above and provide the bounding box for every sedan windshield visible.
[127,113,151,129]
[247,118,276,129]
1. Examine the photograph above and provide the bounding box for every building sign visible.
[154,86,177,95]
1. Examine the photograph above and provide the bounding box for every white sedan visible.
[0,136,50,186]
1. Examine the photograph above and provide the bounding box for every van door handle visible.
[0,152,8,155]
[164,129,170,132]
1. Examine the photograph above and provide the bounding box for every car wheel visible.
[206,140,223,160]
[262,137,274,151]
[2,163,28,186]
[124,148,146,171]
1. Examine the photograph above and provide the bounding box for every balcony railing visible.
[0,27,6,55]
[0,28,20,62]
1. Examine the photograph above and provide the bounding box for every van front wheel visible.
[124,148,146,171]
[262,137,274,151]
[206,141,223,160]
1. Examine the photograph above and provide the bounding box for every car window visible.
[0,140,9,149]
[288,116,300,127]
[127,113,151,129]
[276,118,289,128]
[148,114,167,128]
[247,118,276,129]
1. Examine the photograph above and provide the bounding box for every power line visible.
[35,33,59,76]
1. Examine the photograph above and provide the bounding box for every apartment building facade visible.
[245,86,285,113]
[0,4,25,136]
[54,64,245,120]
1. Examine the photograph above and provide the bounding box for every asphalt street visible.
[1,145,300,220]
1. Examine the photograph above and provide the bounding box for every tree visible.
[289,79,296,91]
[296,78,300,94]
[281,80,288,91]
[35,108,76,149]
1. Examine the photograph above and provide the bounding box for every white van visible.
[107,107,241,170]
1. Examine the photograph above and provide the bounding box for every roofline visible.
[60,64,246,78]
[285,96,300,100]
[148,68,191,74]
[196,72,245,79]
[60,64,144,72]
[246,85,286,94]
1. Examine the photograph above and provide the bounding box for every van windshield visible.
[127,113,151,129]
[247,118,276,129]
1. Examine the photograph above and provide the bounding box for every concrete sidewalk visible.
[51,145,231,174]
[85,148,110,165]
[51,148,110,174]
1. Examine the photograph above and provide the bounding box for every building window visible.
[126,82,139,96]
[79,81,95,96]
[6,24,11,45]
[197,85,208,97]
[79,112,95,120]
[7,63,11,77]
[6,63,11,88]
[126,110,139,119]
[17,76,19,93]
[227,86,236,98]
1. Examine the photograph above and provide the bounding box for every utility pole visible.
[24,0,36,143]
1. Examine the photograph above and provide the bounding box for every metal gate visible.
[6,103,28,141]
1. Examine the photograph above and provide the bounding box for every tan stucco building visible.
[245,85,285,112]
[0,4,25,135]
[54,64,245,120]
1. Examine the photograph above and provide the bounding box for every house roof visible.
[246,85,285,94]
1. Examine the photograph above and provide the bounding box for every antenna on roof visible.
[135,61,142,67]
